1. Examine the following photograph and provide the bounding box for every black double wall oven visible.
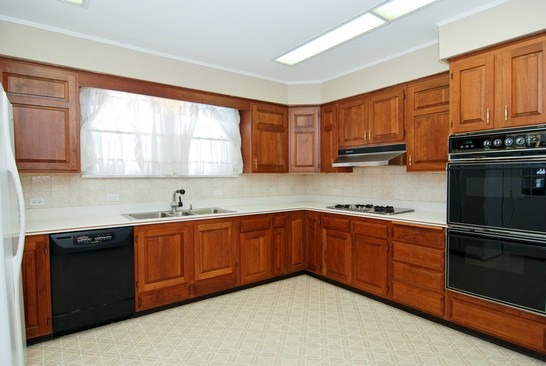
[447,125,546,315]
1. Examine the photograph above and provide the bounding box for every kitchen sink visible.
[122,207,235,220]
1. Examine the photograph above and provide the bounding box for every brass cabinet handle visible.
[409,155,412,166]
[504,105,508,121]
[363,130,367,141]
[486,108,490,124]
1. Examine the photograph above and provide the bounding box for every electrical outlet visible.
[107,193,120,202]
[29,197,45,206]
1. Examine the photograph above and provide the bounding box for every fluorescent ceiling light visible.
[372,0,438,21]
[275,13,385,66]
[58,0,88,7]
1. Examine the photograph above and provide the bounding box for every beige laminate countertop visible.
[25,197,447,235]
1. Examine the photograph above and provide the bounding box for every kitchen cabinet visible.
[305,211,322,274]
[322,215,352,284]
[351,218,389,297]
[289,107,320,172]
[285,212,306,273]
[241,102,289,173]
[272,214,287,276]
[134,223,193,311]
[239,215,273,284]
[0,58,80,172]
[193,219,238,296]
[405,73,450,172]
[446,290,546,354]
[337,97,369,148]
[368,85,405,144]
[390,223,445,317]
[450,32,546,132]
[22,235,52,339]
[320,103,351,173]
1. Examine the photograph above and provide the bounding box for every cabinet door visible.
[289,107,319,172]
[0,59,80,172]
[305,211,322,273]
[323,229,352,284]
[240,221,272,284]
[250,103,288,173]
[351,219,389,297]
[286,212,306,273]
[22,235,52,339]
[369,86,405,144]
[320,103,351,173]
[406,73,450,172]
[272,215,287,276]
[337,97,369,147]
[498,37,546,128]
[450,53,495,132]
[194,220,237,295]
[135,223,193,311]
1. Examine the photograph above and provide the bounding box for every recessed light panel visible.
[372,0,438,21]
[275,13,385,66]
[57,0,88,7]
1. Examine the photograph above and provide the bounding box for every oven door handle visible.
[448,227,546,247]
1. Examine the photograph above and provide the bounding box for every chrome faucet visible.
[170,189,185,213]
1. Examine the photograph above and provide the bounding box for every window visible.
[80,87,243,177]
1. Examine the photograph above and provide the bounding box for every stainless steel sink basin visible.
[122,207,234,220]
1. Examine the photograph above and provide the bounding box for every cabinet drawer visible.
[392,241,444,270]
[447,292,546,353]
[240,216,271,232]
[392,261,444,293]
[392,223,445,249]
[322,215,351,232]
[391,281,444,317]
[353,219,388,238]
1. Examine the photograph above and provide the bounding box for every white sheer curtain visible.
[80,87,243,176]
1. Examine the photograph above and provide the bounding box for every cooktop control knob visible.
[483,140,492,148]
[504,137,514,147]
[493,138,503,147]
[515,136,526,146]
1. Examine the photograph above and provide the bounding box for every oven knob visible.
[493,138,503,147]
[504,137,514,146]
[483,140,492,148]
[515,136,526,146]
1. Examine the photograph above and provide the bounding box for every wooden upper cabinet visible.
[337,97,369,148]
[289,106,320,172]
[497,37,546,128]
[369,85,405,144]
[0,59,80,172]
[134,223,193,311]
[242,103,288,173]
[450,53,495,133]
[320,103,351,173]
[406,73,450,172]
[22,235,52,339]
[450,32,546,133]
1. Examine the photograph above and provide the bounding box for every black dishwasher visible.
[50,226,135,336]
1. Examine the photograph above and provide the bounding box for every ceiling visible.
[0,0,504,84]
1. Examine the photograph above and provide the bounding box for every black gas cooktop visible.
[326,204,414,215]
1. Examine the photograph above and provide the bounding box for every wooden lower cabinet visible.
[390,223,445,317]
[322,215,352,284]
[351,219,389,297]
[446,290,546,354]
[22,235,52,339]
[285,212,306,273]
[239,216,273,284]
[305,211,322,274]
[193,219,238,296]
[134,223,193,311]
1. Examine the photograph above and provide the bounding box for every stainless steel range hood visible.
[332,143,406,167]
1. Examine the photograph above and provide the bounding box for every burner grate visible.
[326,204,414,215]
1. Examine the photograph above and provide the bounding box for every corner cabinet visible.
[450,32,546,133]
[0,58,80,172]
[289,107,320,172]
[241,103,289,173]
[22,235,52,339]
[405,73,450,172]
[134,223,193,311]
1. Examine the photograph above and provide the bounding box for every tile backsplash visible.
[21,166,446,209]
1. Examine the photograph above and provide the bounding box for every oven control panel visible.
[449,125,546,158]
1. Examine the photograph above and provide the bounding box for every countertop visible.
[25,195,447,235]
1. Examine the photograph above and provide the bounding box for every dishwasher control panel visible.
[74,232,115,245]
